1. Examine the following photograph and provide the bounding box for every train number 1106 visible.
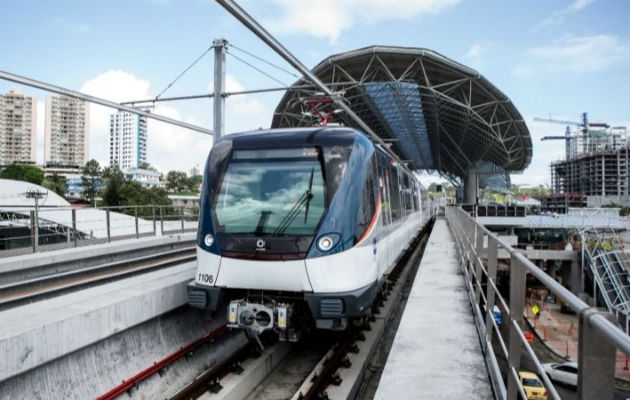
[198,273,214,284]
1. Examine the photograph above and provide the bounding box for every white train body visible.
[189,127,432,336]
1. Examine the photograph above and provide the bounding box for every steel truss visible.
[272,46,532,188]
[581,226,630,335]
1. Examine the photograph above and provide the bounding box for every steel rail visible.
[0,69,215,136]
[215,0,405,165]
[169,341,254,400]
[95,324,229,400]
[0,247,196,309]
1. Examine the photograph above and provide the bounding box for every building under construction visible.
[542,113,629,209]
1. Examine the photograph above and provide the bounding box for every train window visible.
[214,154,325,235]
[356,158,377,242]
[376,153,391,225]
[388,164,401,221]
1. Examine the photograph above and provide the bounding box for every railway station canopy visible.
[272,46,532,190]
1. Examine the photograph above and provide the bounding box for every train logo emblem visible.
[256,239,266,249]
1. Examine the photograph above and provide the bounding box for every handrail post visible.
[474,225,484,305]
[485,236,498,349]
[578,309,616,400]
[106,210,111,243]
[152,206,157,236]
[30,210,38,253]
[72,209,77,247]
[180,206,185,233]
[160,206,164,235]
[134,207,139,239]
[507,254,526,400]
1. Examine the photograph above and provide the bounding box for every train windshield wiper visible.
[273,170,315,236]
[303,168,315,223]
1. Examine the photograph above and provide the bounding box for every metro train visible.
[187,127,433,340]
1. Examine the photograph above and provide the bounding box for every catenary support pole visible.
[213,39,227,138]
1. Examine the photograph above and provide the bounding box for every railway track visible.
[150,222,432,400]
[0,246,196,310]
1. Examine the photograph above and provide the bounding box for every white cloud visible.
[268,0,461,42]
[534,0,596,29]
[514,34,629,78]
[568,0,596,12]
[79,70,212,172]
[78,70,270,173]
[463,42,494,69]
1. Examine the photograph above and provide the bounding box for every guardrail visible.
[0,204,199,256]
[446,205,630,400]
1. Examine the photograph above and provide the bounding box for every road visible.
[491,324,630,400]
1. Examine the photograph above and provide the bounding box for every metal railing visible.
[581,227,630,336]
[0,204,199,257]
[446,205,630,400]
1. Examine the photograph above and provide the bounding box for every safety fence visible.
[446,205,630,400]
[0,204,199,257]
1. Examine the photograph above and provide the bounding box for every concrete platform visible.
[374,219,492,399]
[0,261,195,382]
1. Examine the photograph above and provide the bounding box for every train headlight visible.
[204,233,215,247]
[317,236,334,252]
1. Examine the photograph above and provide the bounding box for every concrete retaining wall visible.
[0,262,196,383]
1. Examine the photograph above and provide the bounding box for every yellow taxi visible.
[518,371,548,400]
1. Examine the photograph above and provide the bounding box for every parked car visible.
[483,304,503,328]
[518,371,548,400]
[542,361,578,389]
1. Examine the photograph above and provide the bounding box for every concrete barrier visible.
[0,232,195,285]
[0,262,195,383]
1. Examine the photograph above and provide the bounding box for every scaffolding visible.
[550,147,630,199]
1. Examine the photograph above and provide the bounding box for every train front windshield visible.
[214,148,325,235]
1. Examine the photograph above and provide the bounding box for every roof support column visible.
[464,168,478,205]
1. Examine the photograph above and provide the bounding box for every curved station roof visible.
[272,46,532,188]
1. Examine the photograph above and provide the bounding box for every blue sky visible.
[1,0,628,185]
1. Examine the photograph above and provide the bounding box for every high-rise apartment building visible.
[109,111,147,171]
[0,88,37,165]
[44,95,89,167]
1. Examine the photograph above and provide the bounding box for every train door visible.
[376,153,392,277]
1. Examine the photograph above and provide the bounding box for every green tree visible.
[0,163,44,185]
[166,170,189,192]
[188,174,203,192]
[41,172,67,196]
[138,161,156,171]
[81,159,101,206]
[102,165,125,206]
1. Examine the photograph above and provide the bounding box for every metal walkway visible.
[375,218,493,399]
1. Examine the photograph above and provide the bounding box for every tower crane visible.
[533,112,610,159]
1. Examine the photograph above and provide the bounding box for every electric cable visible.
[226,50,289,88]
[154,44,214,101]
[229,44,300,79]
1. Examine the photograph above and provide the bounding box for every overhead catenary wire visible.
[229,43,300,79]
[226,50,289,88]
[154,43,215,101]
